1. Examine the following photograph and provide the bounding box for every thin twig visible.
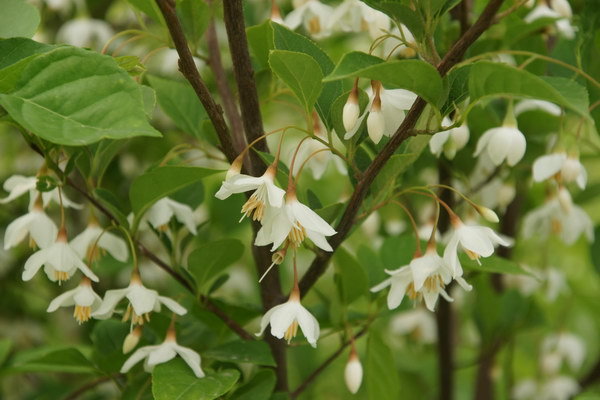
[63,375,117,400]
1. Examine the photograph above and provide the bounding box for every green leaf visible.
[147,75,206,137]
[366,333,400,400]
[152,360,240,400]
[460,254,529,275]
[0,0,40,39]
[272,23,343,130]
[591,226,600,274]
[203,341,276,367]
[380,234,418,270]
[247,20,274,69]
[0,38,54,93]
[231,370,276,400]
[269,50,323,113]
[130,166,219,219]
[127,0,165,25]
[0,46,162,145]
[468,61,591,119]
[10,346,97,374]
[94,188,130,229]
[91,320,129,373]
[372,152,416,198]
[176,0,211,44]
[325,52,444,107]
[0,338,12,367]
[333,247,369,304]
[187,239,245,292]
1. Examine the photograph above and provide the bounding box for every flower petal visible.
[47,288,78,312]
[174,344,205,378]
[22,248,50,281]
[92,288,129,319]
[146,343,177,367]
[291,201,336,236]
[296,305,320,347]
[127,284,159,315]
[269,302,297,339]
[158,296,187,315]
[120,346,156,373]
[532,153,565,182]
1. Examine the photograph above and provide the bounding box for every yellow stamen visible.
[551,219,562,234]
[284,320,299,343]
[73,305,92,324]
[406,283,419,300]
[308,17,321,34]
[122,304,150,325]
[465,249,480,261]
[288,225,306,248]
[54,270,69,283]
[241,193,265,221]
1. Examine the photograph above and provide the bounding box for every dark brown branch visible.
[205,16,246,155]
[222,0,268,173]
[290,327,369,398]
[64,375,117,400]
[155,0,237,163]
[299,0,507,297]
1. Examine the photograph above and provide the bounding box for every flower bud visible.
[343,85,360,132]
[451,123,470,149]
[477,206,499,223]
[367,101,384,144]
[344,351,363,394]
[123,327,142,353]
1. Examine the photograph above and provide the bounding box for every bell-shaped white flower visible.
[474,123,526,167]
[524,3,575,39]
[532,152,587,189]
[390,308,437,344]
[513,376,579,400]
[46,277,102,324]
[344,349,363,394]
[215,164,285,221]
[22,228,99,283]
[121,327,204,378]
[541,332,586,373]
[429,118,470,160]
[0,175,82,209]
[342,86,360,132]
[56,18,115,50]
[143,197,197,235]
[255,193,336,252]
[370,264,415,310]
[70,222,129,262]
[284,0,335,39]
[4,205,58,250]
[257,285,320,347]
[443,219,510,278]
[328,0,391,39]
[92,271,186,325]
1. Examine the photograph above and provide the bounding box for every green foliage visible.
[0,0,40,39]
[203,340,276,366]
[231,369,277,400]
[187,239,245,293]
[152,359,240,400]
[366,333,400,400]
[333,247,369,304]
[10,346,98,374]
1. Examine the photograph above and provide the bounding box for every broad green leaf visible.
[247,20,274,69]
[231,370,276,400]
[177,0,211,44]
[91,320,129,373]
[147,75,206,137]
[187,239,245,292]
[129,166,218,219]
[269,50,323,113]
[460,254,529,275]
[0,0,40,39]
[127,0,165,24]
[333,247,369,304]
[152,360,240,400]
[10,346,97,374]
[591,226,600,275]
[441,65,471,115]
[380,234,419,270]
[0,38,54,93]
[372,152,415,197]
[315,202,344,224]
[272,23,343,130]
[0,338,12,367]
[468,61,591,119]
[203,341,276,366]
[94,188,130,229]
[366,333,400,400]
[0,46,162,145]
[325,52,444,107]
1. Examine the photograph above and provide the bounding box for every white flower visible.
[328,0,391,39]
[4,207,58,250]
[70,223,128,262]
[121,329,204,378]
[215,165,285,221]
[429,118,470,159]
[344,351,363,394]
[524,3,576,39]
[443,220,510,278]
[92,272,186,325]
[370,264,415,310]
[474,124,526,166]
[56,18,114,50]
[532,152,587,189]
[257,293,320,347]
[46,277,102,324]
[0,175,82,209]
[390,308,437,344]
[284,0,335,39]
[22,230,99,283]
[342,88,360,132]
[542,332,586,373]
[143,197,198,235]
[383,25,417,58]
[255,195,336,252]
[478,178,516,212]
[513,376,579,400]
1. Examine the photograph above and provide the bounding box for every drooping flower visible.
[256,284,320,347]
[46,277,102,324]
[513,376,579,400]
[344,347,363,394]
[22,228,99,283]
[4,204,58,250]
[284,0,335,39]
[342,83,360,132]
[143,197,198,235]
[532,152,587,189]
[70,222,129,262]
[121,326,204,378]
[216,164,285,221]
[443,219,510,278]
[0,175,82,209]
[370,264,416,310]
[541,332,586,373]
[390,308,437,344]
[92,270,186,325]
[429,118,470,160]
[474,122,526,167]
[524,0,576,39]
[328,0,391,39]
[255,193,336,252]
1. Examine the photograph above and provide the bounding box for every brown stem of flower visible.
[298,0,506,298]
